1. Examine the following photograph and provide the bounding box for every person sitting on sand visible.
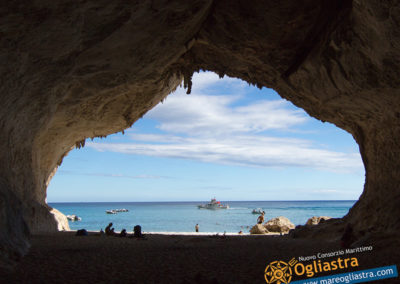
[257,212,265,224]
[195,224,199,233]
[133,225,145,238]
[120,229,127,237]
[105,223,114,236]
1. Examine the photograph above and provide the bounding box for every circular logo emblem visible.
[264,260,292,284]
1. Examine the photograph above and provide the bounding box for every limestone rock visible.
[0,180,30,269]
[50,209,70,231]
[264,217,295,234]
[306,216,332,226]
[250,224,269,235]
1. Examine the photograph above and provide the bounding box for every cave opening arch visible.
[46,71,364,233]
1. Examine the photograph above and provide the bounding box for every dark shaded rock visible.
[0,180,30,269]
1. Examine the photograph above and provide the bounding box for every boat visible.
[198,198,229,210]
[251,208,264,214]
[66,214,81,221]
[106,208,129,214]
[115,208,129,212]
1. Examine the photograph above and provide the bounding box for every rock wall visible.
[0,0,399,265]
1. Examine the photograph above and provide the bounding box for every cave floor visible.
[2,232,400,283]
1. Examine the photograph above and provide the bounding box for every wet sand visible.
[2,231,400,283]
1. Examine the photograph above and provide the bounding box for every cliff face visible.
[1,0,399,266]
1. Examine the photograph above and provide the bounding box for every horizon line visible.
[48,199,357,203]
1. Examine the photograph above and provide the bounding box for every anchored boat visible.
[198,198,229,210]
[115,208,129,212]
[66,214,81,221]
[105,208,129,214]
[251,208,264,214]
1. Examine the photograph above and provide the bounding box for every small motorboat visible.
[106,210,117,214]
[115,208,129,212]
[251,208,264,214]
[66,214,81,221]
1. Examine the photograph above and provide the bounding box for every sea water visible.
[50,200,355,233]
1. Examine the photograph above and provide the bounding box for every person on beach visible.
[120,229,127,237]
[257,211,265,224]
[195,224,199,233]
[133,225,145,238]
[105,223,114,236]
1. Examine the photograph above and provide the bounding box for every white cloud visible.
[188,72,245,92]
[312,189,344,193]
[88,72,363,173]
[88,134,362,173]
[146,92,306,136]
[58,170,169,179]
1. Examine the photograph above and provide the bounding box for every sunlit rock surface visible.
[264,216,295,234]
[0,0,399,266]
[306,216,332,226]
[250,224,269,235]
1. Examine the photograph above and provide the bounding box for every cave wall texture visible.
[0,0,399,267]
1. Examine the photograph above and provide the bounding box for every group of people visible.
[103,223,145,238]
[84,213,267,237]
[193,211,266,234]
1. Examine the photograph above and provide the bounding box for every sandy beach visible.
[2,231,400,284]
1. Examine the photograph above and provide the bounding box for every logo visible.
[264,258,298,284]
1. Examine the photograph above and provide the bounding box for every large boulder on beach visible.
[50,208,70,231]
[264,216,295,234]
[250,224,269,235]
[306,216,331,226]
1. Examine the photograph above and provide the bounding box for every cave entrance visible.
[46,72,364,234]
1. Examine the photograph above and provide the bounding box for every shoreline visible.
[62,229,282,236]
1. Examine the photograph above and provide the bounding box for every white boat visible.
[66,214,81,221]
[115,208,129,212]
[198,198,229,210]
[251,208,264,214]
[106,210,117,214]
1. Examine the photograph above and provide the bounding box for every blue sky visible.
[47,72,365,202]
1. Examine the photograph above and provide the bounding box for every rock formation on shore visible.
[51,209,70,230]
[264,217,295,234]
[1,0,400,267]
[305,216,332,226]
[249,224,269,235]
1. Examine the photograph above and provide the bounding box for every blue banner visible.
[290,265,398,284]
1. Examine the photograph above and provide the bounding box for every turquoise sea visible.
[50,200,356,234]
